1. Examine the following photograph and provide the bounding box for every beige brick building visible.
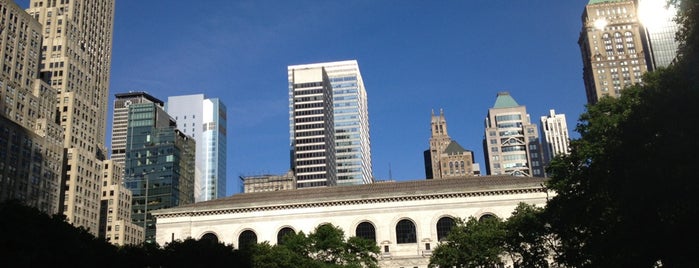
[100,160,144,246]
[0,0,64,215]
[579,0,649,104]
[25,0,115,236]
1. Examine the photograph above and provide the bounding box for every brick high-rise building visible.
[423,109,478,179]
[0,0,64,214]
[578,0,679,104]
[24,0,115,236]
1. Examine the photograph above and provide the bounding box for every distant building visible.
[288,60,373,186]
[423,109,479,179]
[483,92,545,177]
[153,175,551,268]
[540,110,570,167]
[0,0,63,215]
[111,92,164,168]
[288,67,337,188]
[240,170,296,193]
[99,160,144,246]
[124,102,195,243]
[578,0,679,104]
[166,94,227,202]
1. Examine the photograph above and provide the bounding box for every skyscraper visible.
[483,92,545,177]
[0,0,63,214]
[424,109,478,179]
[288,60,372,186]
[124,102,195,243]
[111,92,164,167]
[288,66,336,188]
[24,0,115,235]
[539,109,570,167]
[579,0,648,104]
[637,0,680,69]
[166,94,227,202]
[578,0,679,105]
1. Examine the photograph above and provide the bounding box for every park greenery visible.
[1,1,697,267]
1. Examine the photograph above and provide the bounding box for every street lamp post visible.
[143,172,149,242]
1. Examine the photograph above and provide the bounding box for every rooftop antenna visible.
[388,163,393,181]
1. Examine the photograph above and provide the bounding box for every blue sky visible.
[15,0,590,196]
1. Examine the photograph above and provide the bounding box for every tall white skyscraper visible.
[288,60,373,186]
[540,109,570,166]
[166,94,227,202]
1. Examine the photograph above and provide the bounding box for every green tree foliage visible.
[544,1,699,266]
[429,216,506,268]
[252,224,379,268]
[502,203,550,268]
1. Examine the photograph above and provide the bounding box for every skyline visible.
[14,0,591,196]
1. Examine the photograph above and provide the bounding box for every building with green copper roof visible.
[483,92,545,177]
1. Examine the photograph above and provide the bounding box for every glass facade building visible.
[166,94,227,202]
[124,102,195,243]
[288,60,373,186]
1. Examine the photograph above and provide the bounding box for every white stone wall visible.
[155,189,547,268]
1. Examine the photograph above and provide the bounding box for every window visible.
[238,230,257,248]
[277,227,295,244]
[436,217,455,241]
[396,219,416,244]
[201,233,218,244]
[355,222,376,242]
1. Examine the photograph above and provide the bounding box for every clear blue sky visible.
[15,0,590,196]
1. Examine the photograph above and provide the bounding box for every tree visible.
[0,200,119,267]
[544,1,699,266]
[251,224,379,268]
[160,238,239,267]
[503,203,550,268]
[429,216,506,268]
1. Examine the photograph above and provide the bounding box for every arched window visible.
[436,217,456,241]
[396,219,417,244]
[449,162,454,174]
[201,233,218,244]
[461,161,466,173]
[238,230,257,248]
[479,213,497,222]
[277,227,295,245]
[355,222,376,242]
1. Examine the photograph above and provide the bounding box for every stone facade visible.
[153,175,550,268]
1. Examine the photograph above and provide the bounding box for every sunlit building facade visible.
[579,0,679,104]
[539,109,570,167]
[0,0,63,214]
[99,160,144,246]
[288,60,372,186]
[483,92,545,177]
[288,67,336,188]
[166,94,227,202]
[25,0,115,236]
[424,109,479,179]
